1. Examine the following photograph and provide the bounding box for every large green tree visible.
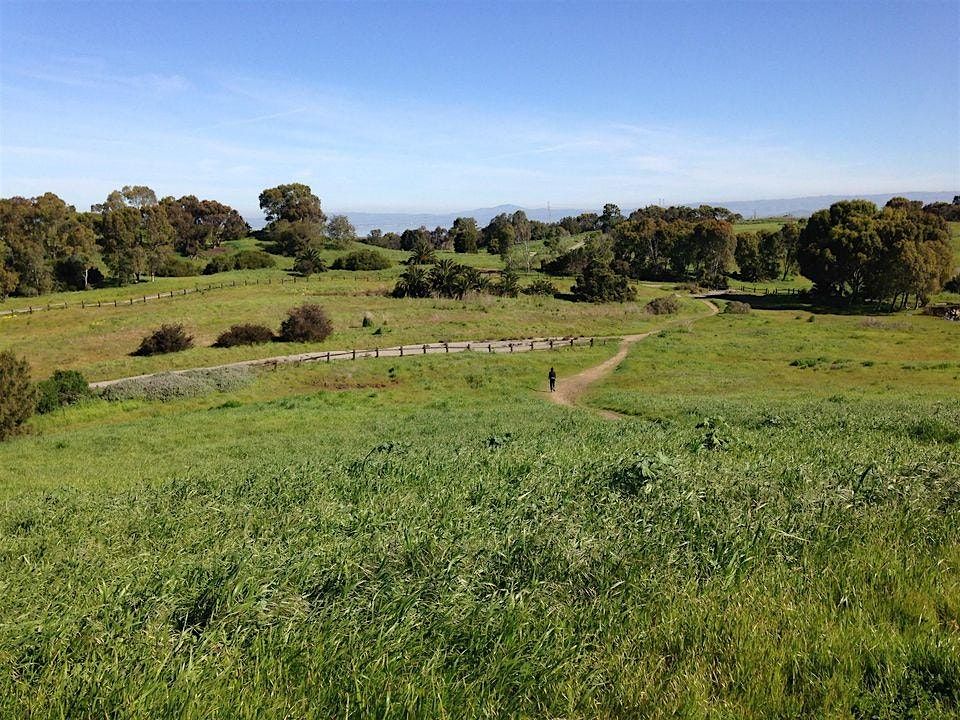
[326,215,356,249]
[258,184,326,226]
[798,200,951,306]
[94,187,174,284]
[161,195,249,256]
[449,217,480,253]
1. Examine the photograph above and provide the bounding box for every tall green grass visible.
[0,339,957,717]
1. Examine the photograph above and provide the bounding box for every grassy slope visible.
[0,276,692,381]
[0,305,957,717]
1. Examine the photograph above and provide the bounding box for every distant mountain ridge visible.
[244,192,957,233]
[703,191,958,221]
[332,204,589,235]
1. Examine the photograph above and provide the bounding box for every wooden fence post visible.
[549,339,553,350]
[488,344,492,353]
[375,347,379,357]
[352,349,356,359]
[422,344,427,355]
[326,352,330,362]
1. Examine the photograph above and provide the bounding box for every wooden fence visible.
[0,276,315,318]
[736,284,806,296]
[89,336,605,388]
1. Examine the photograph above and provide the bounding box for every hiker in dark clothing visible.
[548,367,556,392]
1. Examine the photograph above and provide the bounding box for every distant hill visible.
[244,192,957,233]
[694,192,958,220]
[331,204,591,235]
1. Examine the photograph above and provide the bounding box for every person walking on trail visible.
[548,367,556,392]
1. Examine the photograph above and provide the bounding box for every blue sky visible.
[1,1,957,218]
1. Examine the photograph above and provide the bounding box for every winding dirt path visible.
[547,299,719,418]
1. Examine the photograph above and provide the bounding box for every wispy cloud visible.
[2,68,956,214]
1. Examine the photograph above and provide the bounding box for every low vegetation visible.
[97,367,254,402]
[35,369,92,414]
[133,324,194,356]
[723,300,752,314]
[0,351,34,440]
[278,303,334,343]
[213,324,275,348]
[331,248,391,271]
[644,295,680,315]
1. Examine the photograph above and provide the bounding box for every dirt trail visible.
[547,299,718,418]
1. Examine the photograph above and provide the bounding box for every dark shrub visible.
[278,303,333,342]
[945,274,960,293]
[724,300,752,314]
[53,257,89,290]
[522,278,558,296]
[492,270,520,297]
[233,249,276,270]
[331,249,391,271]
[0,351,35,441]
[87,267,106,287]
[697,273,729,290]
[36,369,93,414]
[293,255,327,277]
[542,246,589,277]
[133,324,194,356]
[203,255,236,275]
[157,255,201,277]
[214,324,275,347]
[645,295,680,315]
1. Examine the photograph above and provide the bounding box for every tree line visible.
[0,186,251,298]
[3,180,956,308]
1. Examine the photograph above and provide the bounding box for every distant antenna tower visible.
[547,201,551,222]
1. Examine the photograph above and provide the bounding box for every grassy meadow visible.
[0,275,699,381]
[0,232,958,718]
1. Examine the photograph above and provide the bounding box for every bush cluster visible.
[98,368,254,403]
[203,249,276,275]
[293,244,327,277]
[945,274,960,294]
[522,278,558,296]
[278,303,334,342]
[208,304,335,349]
[644,295,680,315]
[133,324,194,356]
[724,301,752,314]
[214,324,275,347]
[0,351,35,441]
[36,370,93,414]
[332,249,391,271]
[156,255,201,277]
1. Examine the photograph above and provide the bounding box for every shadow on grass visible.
[712,291,905,316]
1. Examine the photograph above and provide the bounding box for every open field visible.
[732,220,790,235]
[1,297,958,717]
[0,231,957,718]
[0,272,691,381]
